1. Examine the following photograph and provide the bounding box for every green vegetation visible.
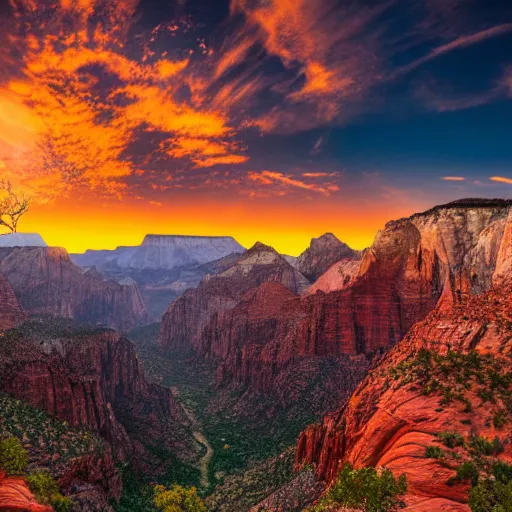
[154,484,207,512]
[206,448,295,511]
[469,435,504,457]
[0,437,72,510]
[469,461,512,512]
[0,393,105,465]
[307,463,407,512]
[453,462,480,486]
[436,431,465,449]
[26,471,73,511]
[0,437,28,474]
[389,349,512,427]
[425,445,445,459]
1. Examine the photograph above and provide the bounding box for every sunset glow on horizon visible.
[0,0,511,254]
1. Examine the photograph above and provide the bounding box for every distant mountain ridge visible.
[72,234,245,271]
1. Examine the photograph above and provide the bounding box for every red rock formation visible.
[296,287,512,511]
[305,258,361,295]
[0,247,149,331]
[0,273,26,331]
[159,242,310,354]
[0,471,52,512]
[297,233,360,282]
[0,320,195,470]
[162,202,512,411]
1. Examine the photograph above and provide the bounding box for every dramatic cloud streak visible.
[490,176,512,185]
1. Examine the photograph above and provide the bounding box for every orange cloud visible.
[0,1,250,199]
[442,176,465,181]
[248,170,339,195]
[490,176,512,185]
[302,172,337,178]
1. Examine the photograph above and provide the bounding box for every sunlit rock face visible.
[0,471,53,512]
[296,287,511,511]
[0,247,149,330]
[0,233,47,247]
[0,272,26,330]
[297,232,360,282]
[72,234,245,271]
[159,242,310,354]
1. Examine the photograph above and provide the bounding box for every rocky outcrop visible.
[0,319,196,469]
[0,232,47,247]
[493,209,512,287]
[0,471,52,511]
[297,233,360,282]
[0,247,149,330]
[0,272,26,330]
[296,287,512,510]
[305,258,362,295]
[159,243,310,354]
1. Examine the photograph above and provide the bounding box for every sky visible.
[0,0,511,255]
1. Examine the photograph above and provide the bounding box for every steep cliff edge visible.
[0,319,196,472]
[159,242,310,354]
[0,272,26,330]
[297,233,360,282]
[0,247,150,331]
[296,286,512,511]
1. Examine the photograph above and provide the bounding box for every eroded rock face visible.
[493,209,512,287]
[159,242,310,354]
[0,321,195,470]
[0,471,52,512]
[0,247,149,331]
[0,272,26,330]
[297,233,360,282]
[296,287,512,511]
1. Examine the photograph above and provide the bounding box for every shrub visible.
[308,463,407,512]
[425,446,445,459]
[493,409,508,429]
[0,437,28,474]
[437,431,465,449]
[26,471,72,511]
[469,435,504,456]
[454,462,479,486]
[154,484,207,512]
[469,462,512,512]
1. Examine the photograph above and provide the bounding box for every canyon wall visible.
[296,286,512,511]
[0,272,26,330]
[0,247,149,330]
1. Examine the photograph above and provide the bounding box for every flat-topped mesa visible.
[141,234,240,246]
[0,273,26,330]
[158,241,310,354]
[73,234,245,271]
[0,247,149,330]
[297,233,360,282]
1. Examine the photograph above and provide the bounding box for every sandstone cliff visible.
[0,272,26,330]
[297,233,360,282]
[0,247,150,331]
[0,471,52,512]
[159,242,310,354]
[0,318,196,471]
[296,286,512,511]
